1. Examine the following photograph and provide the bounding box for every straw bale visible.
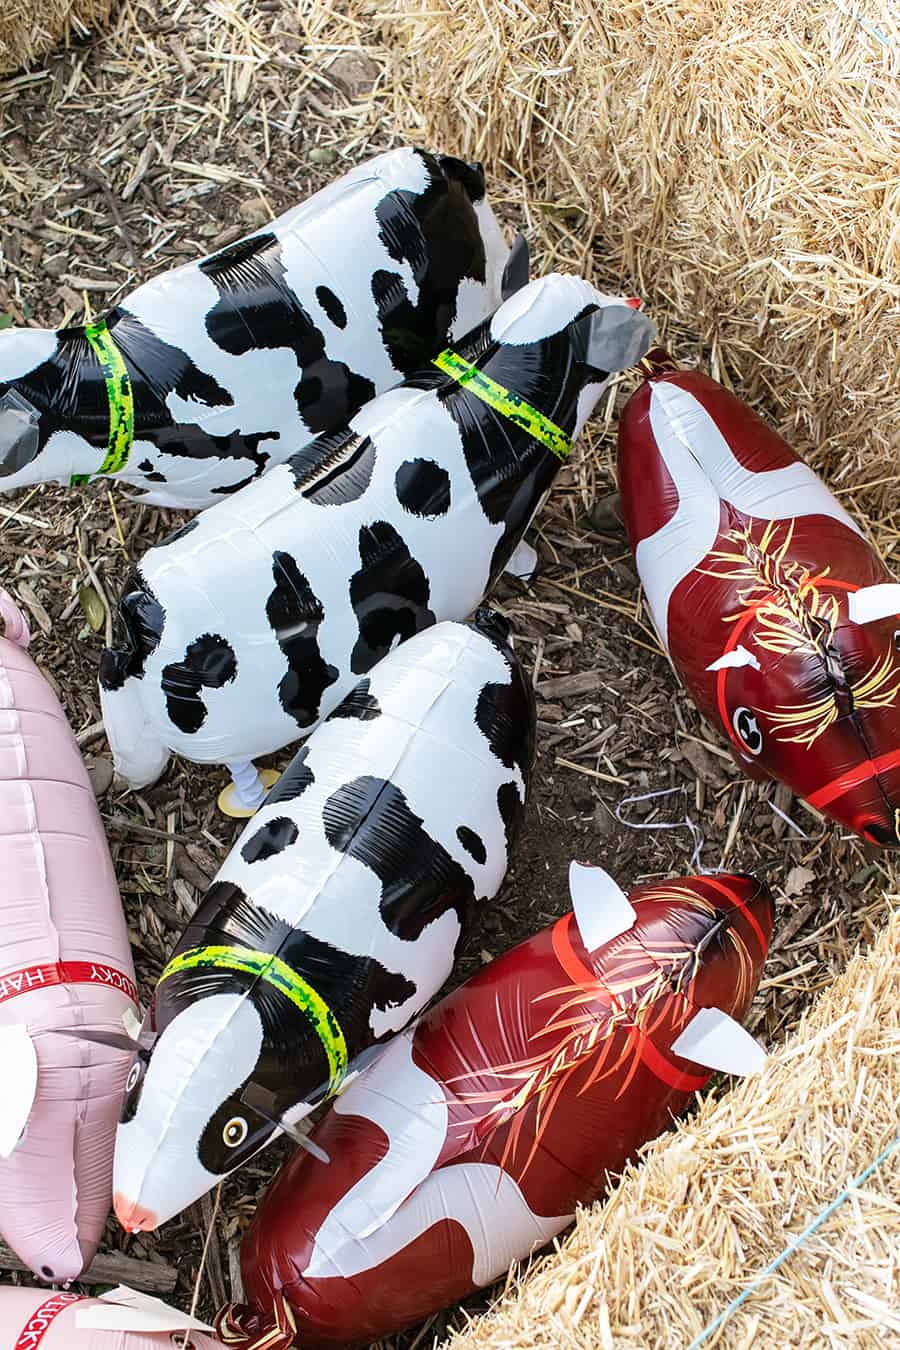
[446,901,900,1349]
[0,0,118,76]
[382,1,900,554]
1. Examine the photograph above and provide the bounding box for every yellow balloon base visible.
[217,767,281,819]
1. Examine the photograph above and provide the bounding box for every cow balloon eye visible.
[222,1116,249,1149]
[732,706,763,756]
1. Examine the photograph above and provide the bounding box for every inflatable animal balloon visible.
[0,591,137,1283]
[618,352,900,847]
[0,148,519,510]
[213,866,773,1349]
[99,274,654,809]
[0,1286,222,1348]
[113,613,535,1233]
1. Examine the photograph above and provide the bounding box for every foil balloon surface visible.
[215,867,773,1349]
[0,1286,222,1349]
[0,591,137,1283]
[113,613,535,1233]
[99,274,654,793]
[618,354,900,846]
[0,148,517,509]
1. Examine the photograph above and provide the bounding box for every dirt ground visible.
[0,2,896,1343]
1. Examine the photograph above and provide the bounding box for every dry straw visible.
[445,902,900,1349]
[0,0,118,76]
[382,1,900,556]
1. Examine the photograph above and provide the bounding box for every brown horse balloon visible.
[618,353,900,847]
[215,866,772,1349]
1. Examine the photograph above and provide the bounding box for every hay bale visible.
[0,0,117,76]
[446,901,900,1348]
[385,2,900,548]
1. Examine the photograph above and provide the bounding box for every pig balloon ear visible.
[0,1025,38,1157]
[671,1007,767,1076]
[501,233,530,300]
[568,861,637,952]
[75,1287,214,1334]
[570,303,657,374]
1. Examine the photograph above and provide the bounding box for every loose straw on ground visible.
[0,1,118,75]
[446,903,900,1349]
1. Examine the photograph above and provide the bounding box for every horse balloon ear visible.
[671,1007,767,1076]
[0,1025,38,1157]
[568,861,637,952]
[570,303,656,375]
[848,583,900,624]
[501,233,530,300]
[75,1287,214,1334]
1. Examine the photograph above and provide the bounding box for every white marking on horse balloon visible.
[847,583,900,625]
[706,645,761,673]
[636,382,863,650]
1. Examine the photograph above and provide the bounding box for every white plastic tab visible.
[671,1007,767,1076]
[706,644,761,673]
[0,1024,37,1157]
[75,1286,214,1333]
[847,584,900,625]
[568,861,637,952]
[505,540,538,581]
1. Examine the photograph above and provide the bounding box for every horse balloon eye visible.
[732,706,763,756]
[893,629,900,653]
[222,1116,249,1149]
[125,1062,142,1093]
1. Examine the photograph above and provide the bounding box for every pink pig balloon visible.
[0,1287,222,1349]
[0,591,137,1282]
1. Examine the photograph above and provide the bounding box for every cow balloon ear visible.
[0,1025,38,1157]
[75,1286,214,1334]
[568,861,637,952]
[847,584,900,625]
[570,304,656,374]
[501,233,530,300]
[671,1007,767,1076]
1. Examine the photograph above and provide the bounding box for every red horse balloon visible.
[618,353,900,846]
[0,591,137,1282]
[216,866,772,1348]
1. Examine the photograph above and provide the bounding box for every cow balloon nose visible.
[113,1193,159,1233]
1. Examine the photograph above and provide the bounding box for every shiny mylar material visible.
[618,354,900,846]
[0,148,514,508]
[215,870,773,1349]
[0,592,137,1282]
[98,275,654,790]
[113,614,535,1233]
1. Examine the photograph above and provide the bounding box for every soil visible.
[0,3,895,1344]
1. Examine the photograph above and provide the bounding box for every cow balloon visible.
[0,592,137,1282]
[0,1286,222,1349]
[618,352,900,847]
[99,274,654,809]
[0,148,519,510]
[214,866,773,1349]
[113,613,535,1233]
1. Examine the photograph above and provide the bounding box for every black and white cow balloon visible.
[99,274,655,805]
[0,148,517,509]
[112,612,534,1232]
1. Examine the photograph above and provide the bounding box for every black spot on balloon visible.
[265,551,339,729]
[496,779,525,854]
[349,520,436,674]
[241,816,300,864]
[200,232,375,432]
[457,825,486,865]
[265,745,315,806]
[326,678,382,722]
[316,285,347,330]
[288,428,377,506]
[395,458,451,518]
[138,458,153,472]
[100,570,164,692]
[322,776,476,941]
[145,471,167,483]
[161,633,237,734]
